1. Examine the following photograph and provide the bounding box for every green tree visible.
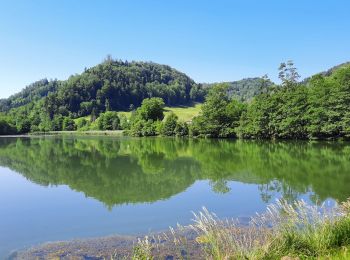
[76,118,90,130]
[278,60,300,87]
[191,84,244,138]
[137,98,165,121]
[52,115,64,131]
[175,121,189,136]
[62,117,76,131]
[97,111,120,130]
[0,117,16,135]
[119,114,130,130]
[161,112,178,136]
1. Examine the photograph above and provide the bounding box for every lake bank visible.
[29,130,125,136]
[12,198,350,260]
[11,230,202,260]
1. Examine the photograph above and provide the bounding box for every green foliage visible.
[137,98,165,122]
[76,117,90,130]
[204,77,274,101]
[3,60,350,139]
[132,237,154,260]
[128,98,165,137]
[174,121,189,136]
[161,112,178,136]
[0,115,17,135]
[97,111,120,130]
[0,59,204,133]
[16,118,31,134]
[189,62,350,140]
[62,117,76,131]
[0,79,59,112]
[52,115,64,131]
[238,63,350,139]
[119,114,129,130]
[172,199,350,260]
[191,84,245,138]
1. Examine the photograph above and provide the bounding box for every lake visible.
[0,136,349,258]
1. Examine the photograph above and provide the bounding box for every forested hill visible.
[0,59,205,113]
[302,61,350,84]
[203,77,275,101]
[0,79,60,112]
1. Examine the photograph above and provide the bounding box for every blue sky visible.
[0,0,349,98]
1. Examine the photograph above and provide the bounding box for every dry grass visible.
[131,198,350,260]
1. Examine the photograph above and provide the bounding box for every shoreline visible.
[8,199,350,260]
[1,131,349,141]
[10,229,201,260]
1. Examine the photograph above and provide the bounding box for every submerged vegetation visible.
[132,199,350,259]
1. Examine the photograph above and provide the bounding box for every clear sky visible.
[0,0,349,98]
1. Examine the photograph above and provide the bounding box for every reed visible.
[131,198,350,259]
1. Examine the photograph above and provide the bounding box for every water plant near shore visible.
[131,198,350,259]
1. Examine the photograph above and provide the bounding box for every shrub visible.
[161,112,178,136]
[119,114,130,130]
[76,118,91,131]
[137,98,165,121]
[62,117,76,131]
[175,121,189,136]
[97,111,120,130]
[0,118,17,135]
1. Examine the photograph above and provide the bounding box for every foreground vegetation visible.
[132,199,350,259]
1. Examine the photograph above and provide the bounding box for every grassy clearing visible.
[131,199,350,260]
[70,103,201,133]
[163,103,202,122]
[119,102,202,122]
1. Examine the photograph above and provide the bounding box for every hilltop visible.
[203,77,274,101]
[0,59,205,114]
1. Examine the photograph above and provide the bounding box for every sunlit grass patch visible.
[131,199,350,260]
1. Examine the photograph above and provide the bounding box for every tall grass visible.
[132,236,154,260]
[131,198,350,260]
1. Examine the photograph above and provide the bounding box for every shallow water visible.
[0,136,349,258]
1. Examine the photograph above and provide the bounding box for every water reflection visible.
[0,137,349,207]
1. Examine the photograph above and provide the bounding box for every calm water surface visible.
[0,136,349,258]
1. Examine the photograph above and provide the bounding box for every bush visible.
[138,98,165,121]
[17,118,31,133]
[0,119,17,135]
[62,117,76,131]
[142,120,158,136]
[52,115,64,131]
[128,98,165,136]
[97,111,120,130]
[175,121,189,136]
[119,114,130,130]
[161,112,178,136]
[76,118,91,131]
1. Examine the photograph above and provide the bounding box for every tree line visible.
[1,60,350,139]
[0,58,206,134]
[124,61,350,139]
